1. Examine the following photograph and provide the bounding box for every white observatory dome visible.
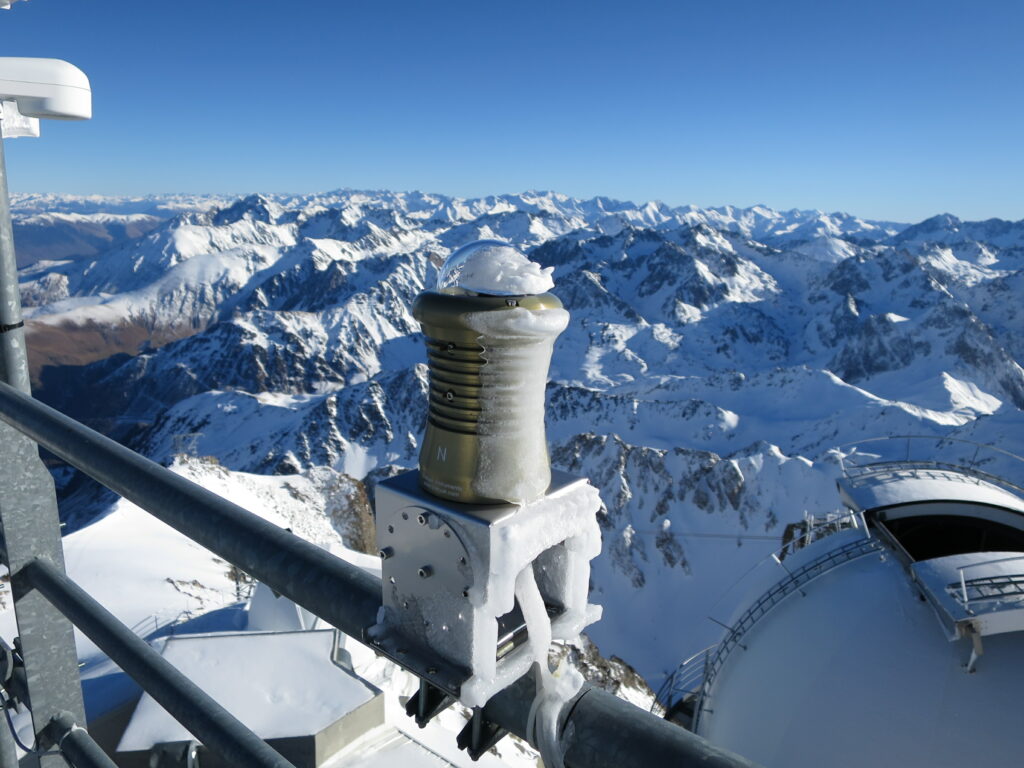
[687,439,1024,768]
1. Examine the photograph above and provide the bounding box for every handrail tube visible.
[23,558,295,768]
[483,676,759,768]
[46,711,118,768]
[563,687,759,768]
[0,381,761,768]
[0,381,382,643]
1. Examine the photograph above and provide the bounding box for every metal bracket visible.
[964,623,984,674]
[456,707,508,761]
[405,679,455,728]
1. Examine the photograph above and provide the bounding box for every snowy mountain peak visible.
[16,189,1024,685]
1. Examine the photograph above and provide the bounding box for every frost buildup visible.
[374,240,603,765]
[464,306,569,504]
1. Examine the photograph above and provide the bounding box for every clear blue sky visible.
[2,0,1022,222]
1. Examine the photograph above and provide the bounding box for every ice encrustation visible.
[458,479,602,699]
[464,306,569,504]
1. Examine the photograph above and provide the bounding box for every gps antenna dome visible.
[0,57,92,121]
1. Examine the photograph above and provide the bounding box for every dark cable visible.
[0,693,65,762]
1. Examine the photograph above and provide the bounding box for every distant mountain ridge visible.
[15,189,1024,683]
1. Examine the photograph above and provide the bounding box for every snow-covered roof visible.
[118,629,377,751]
[323,728,451,768]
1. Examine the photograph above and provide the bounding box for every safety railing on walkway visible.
[836,436,1024,497]
[688,535,882,731]
[653,644,715,714]
[655,510,867,715]
[955,555,1024,609]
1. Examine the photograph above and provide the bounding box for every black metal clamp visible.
[405,679,455,728]
[405,680,509,761]
[457,708,508,761]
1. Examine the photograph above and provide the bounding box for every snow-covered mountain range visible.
[14,189,1024,687]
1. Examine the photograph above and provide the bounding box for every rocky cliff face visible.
[17,190,1024,681]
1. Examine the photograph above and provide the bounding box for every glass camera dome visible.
[436,239,554,297]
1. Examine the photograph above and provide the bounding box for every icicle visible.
[515,564,584,768]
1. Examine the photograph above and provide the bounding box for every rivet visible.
[445,342,455,353]
[505,298,518,307]
[459,556,467,565]
[379,547,394,560]
[428,667,438,675]
[402,512,409,520]
[387,524,394,534]
[389,576,396,584]
[417,513,428,526]
[418,566,434,579]
[445,390,455,401]
[462,590,469,598]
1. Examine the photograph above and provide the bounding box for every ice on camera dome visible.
[436,240,555,296]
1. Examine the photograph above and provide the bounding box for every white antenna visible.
[0,57,92,126]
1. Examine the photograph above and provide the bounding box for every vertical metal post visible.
[0,134,87,767]
[0,136,30,394]
[0,710,17,768]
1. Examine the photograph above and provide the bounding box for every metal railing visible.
[954,555,1024,609]
[696,537,882,723]
[0,380,760,768]
[655,515,876,718]
[836,436,1024,496]
[653,644,715,713]
[778,509,864,560]
[674,535,882,731]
